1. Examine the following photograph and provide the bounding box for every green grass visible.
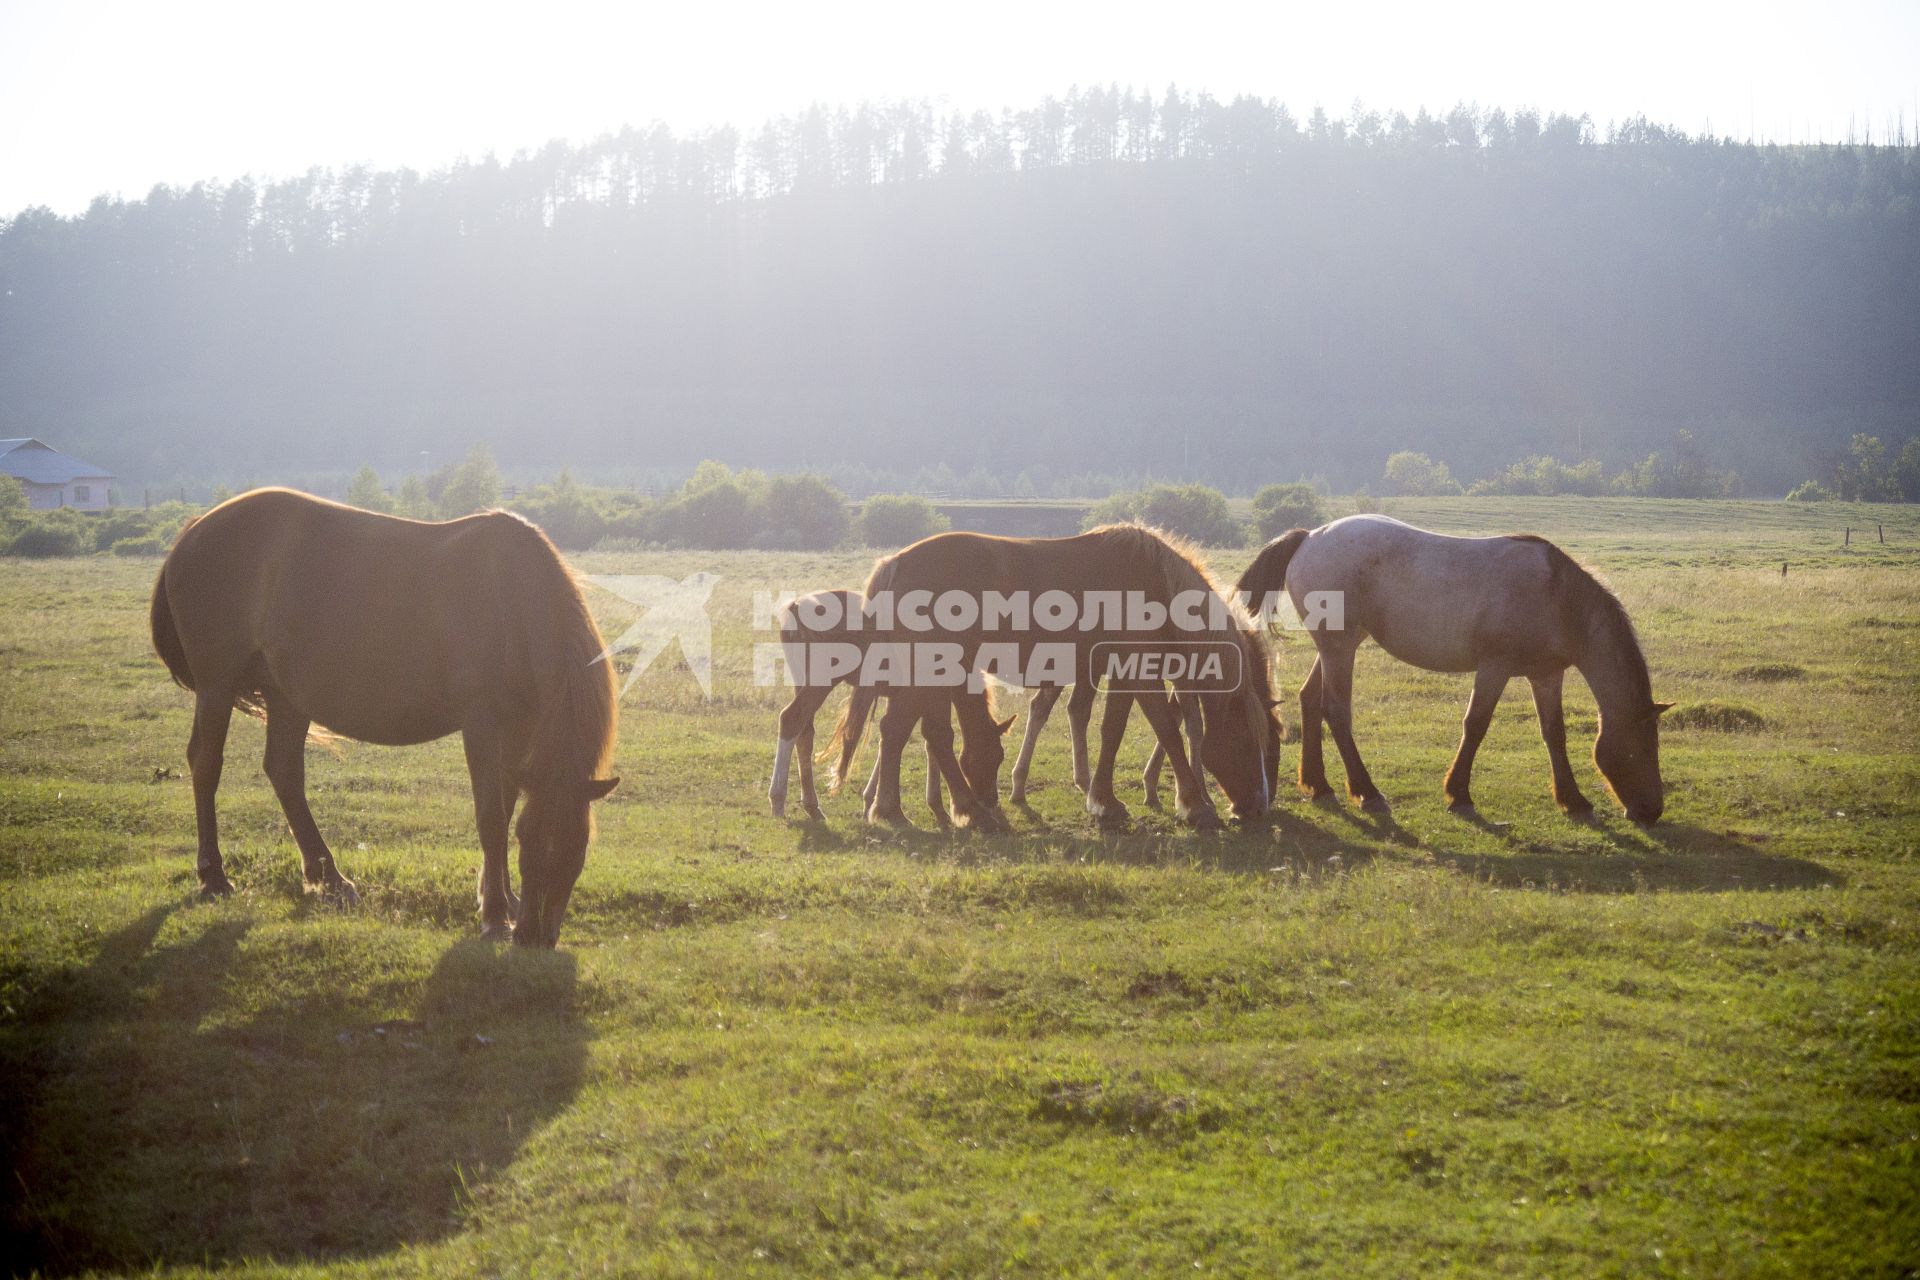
[2,496,1917,1276]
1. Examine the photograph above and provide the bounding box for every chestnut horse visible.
[150,488,619,946]
[835,525,1278,829]
[1240,514,1669,823]
[769,588,1013,825]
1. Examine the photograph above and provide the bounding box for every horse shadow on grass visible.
[793,793,1836,895]
[796,798,1390,877]
[1428,818,1841,894]
[1,901,586,1276]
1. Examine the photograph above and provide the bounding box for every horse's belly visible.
[1367,625,1480,674]
[314,706,462,747]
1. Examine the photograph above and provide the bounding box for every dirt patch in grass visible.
[1033,1075,1228,1134]
[1666,702,1768,732]
[1731,663,1806,683]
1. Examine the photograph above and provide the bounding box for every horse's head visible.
[513,775,619,947]
[1595,701,1670,825]
[960,710,1018,810]
[1200,685,1272,820]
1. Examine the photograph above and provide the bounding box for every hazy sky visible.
[3,0,1917,215]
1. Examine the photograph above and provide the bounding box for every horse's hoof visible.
[198,873,235,900]
[480,921,513,942]
[803,803,825,822]
[1561,798,1596,819]
[1089,800,1130,830]
[324,878,360,907]
[1358,794,1391,814]
[1447,800,1477,818]
[770,798,787,819]
[965,806,1012,834]
[1186,807,1224,833]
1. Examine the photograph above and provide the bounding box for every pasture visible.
[1,497,1917,1276]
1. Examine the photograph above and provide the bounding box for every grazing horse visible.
[835,525,1278,829]
[150,488,620,946]
[769,589,1014,825]
[1240,514,1670,823]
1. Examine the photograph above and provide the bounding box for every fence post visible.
[1844,526,1851,546]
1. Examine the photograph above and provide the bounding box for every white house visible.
[0,438,115,510]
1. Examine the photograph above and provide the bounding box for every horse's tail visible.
[823,685,879,793]
[149,567,194,693]
[1236,527,1311,626]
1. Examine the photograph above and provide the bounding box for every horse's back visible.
[158,489,532,741]
[1290,515,1565,672]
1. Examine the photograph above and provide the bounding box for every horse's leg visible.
[262,691,358,903]
[1142,697,1203,809]
[796,719,824,821]
[923,727,950,829]
[1138,690,1222,830]
[187,689,236,897]
[1319,643,1387,812]
[923,701,991,828]
[1008,684,1060,803]
[1141,740,1166,807]
[866,697,917,826]
[1529,669,1595,817]
[1443,667,1508,815]
[1296,656,1335,799]
[1085,690,1133,827]
[771,687,826,818]
[1067,681,1097,794]
[1182,695,1210,806]
[462,715,514,937]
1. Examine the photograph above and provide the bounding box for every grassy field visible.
[1,497,1917,1277]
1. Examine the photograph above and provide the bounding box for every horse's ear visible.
[996,714,1018,738]
[585,776,620,801]
[1653,701,1675,717]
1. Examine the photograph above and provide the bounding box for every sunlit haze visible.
[2,0,1917,216]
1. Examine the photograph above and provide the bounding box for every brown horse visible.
[769,588,1014,825]
[836,525,1279,829]
[150,488,619,946]
[1240,514,1669,823]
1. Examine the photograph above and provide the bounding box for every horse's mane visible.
[494,512,618,785]
[1514,534,1652,706]
[1089,523,1276,703]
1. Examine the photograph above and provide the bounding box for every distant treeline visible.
[5,435,1913,558]
[2,88,1916,494]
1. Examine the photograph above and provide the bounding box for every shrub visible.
[0,474,24,517]
[513,472,607,549]
[856,494,950,547]
[1383,451,1462,496]
[395,475,434,519]
[1784,480,1833,502]
[1471,455,1608,496]
[756,474,850,550]
[110,534,172,556]
[1087,483,1245,546]
[660,475,757,548]
[5,510,95,556]
[1250,483,1326,541]
[346,465,394,513]
[438,445,501,517]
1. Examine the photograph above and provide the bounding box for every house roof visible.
[0,438,114,485]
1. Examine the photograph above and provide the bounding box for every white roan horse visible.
[1240,515,1670,823]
